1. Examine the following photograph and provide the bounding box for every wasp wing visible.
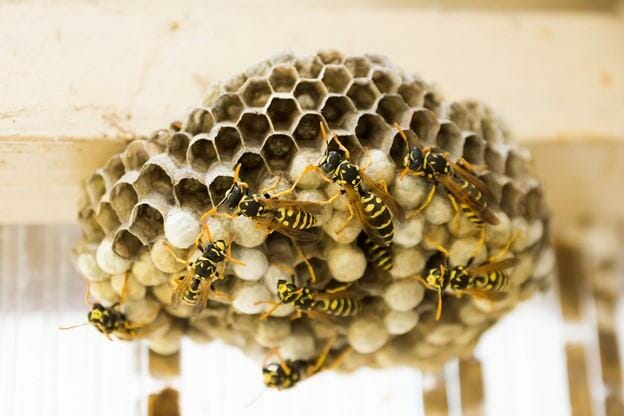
[258,197,325,215]
[254,215,321,242]
[343,186,389,246]
[359,170,406,222]
[456,288,508,301]
[192,279,213,315]
[171,266,195,309]
[438,174,499,225]
[466,257,519,276]
[452,160,496,202]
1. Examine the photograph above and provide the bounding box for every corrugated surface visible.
[0,224,622,415]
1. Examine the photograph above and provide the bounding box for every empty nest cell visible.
[321,65,352,94]
[267,96,301,131]
[237,112,272,148]
[268,64,298,93]
[347,79,380,110]
[261,134,297,171]
[294,80,328,111]
[321,95,357,130]
[188,137,219,172]
[292,112,324,148]
[240,78,273,108]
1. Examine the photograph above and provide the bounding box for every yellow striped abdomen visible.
[314,298,362,317]
[274,208,318,230]
[359,190,394,245]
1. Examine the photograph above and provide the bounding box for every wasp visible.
[417,240,518,320]
[203,164,325,242]
[357,232,393,272]
[262,337,352,390]
[60,303,140,341]
[275,122,405,246]
[394,124,498,246]
[164,224,243,314]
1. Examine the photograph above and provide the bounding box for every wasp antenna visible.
[244,388,268,409]
[319,120,330,142]
[232,163,242,183]
[59,322,90,330]
[435,289,443,321]
[393,122,410,146]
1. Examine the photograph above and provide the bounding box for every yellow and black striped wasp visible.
[165,224,243,315]
[203,164,325,242]
[417,241,518,320]
[276,122,405,246]
[258,263,363,320]
[357,232,393,272]
[60,303,141,341]
[394,124,498,244]
[262,337,352,390]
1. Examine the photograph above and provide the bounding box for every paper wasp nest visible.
[74,51,552,371]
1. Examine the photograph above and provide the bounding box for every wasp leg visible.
[264,347,292,375]
[335,202,355,235]
[324,283,352,294]
[423,236,450,258]
[257,300,285,320]
[325,346,353,371]
[446,194,462,235]
[307,335,336,375]
[294,244,318,284]
[163,242,190,266]
[260,175,283,196]
[271,165,330,198]
[470,227,486,260]
[489,231,519,262]
[84,283,92,306]
[408,185,436,219]
[119,271,130,305]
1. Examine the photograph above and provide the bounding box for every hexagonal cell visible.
[268,64,298,93]
[389,129,413,166]
[79,208,105,242]
[320,95,357,130]
[292,112,324,149]
[185,107,215,135]
[436,122,463,158]
[212,94,244,123]
[294,80,327,111]
[85,173,106,206]
[424,91,443,116]
[295,257,330,288]
[354,113,392,150]
[133,164,174,201]
[237,112,272,148]
[261,134,297,171]
[95,202,121,234]
[481,118,503,144]
[167,131,191,165]
[462,133,486,165]
[376,95,409,125]
[208,175,235,208]
[484,145,507,174]
[344,56,372,78]
[122,140,150,171]
[410,109,440,146]
[294,55,323,79]
[223,73,247,93]
[329,134,363,161]
[500,183,524,218]
[347,80,380,110]
[371,68,401,94]
[109,182,139,223]
[398,79,427,108]
[317,50,344,65]
[235,152,267,184]
[525,187,544,220]
[506,151,531,178]
[321,65,352,94]
[214,126,243,162]
[267,96,301,131]
[188,137,219,172]
[113,229,143,259]
[240,78,272,108]
[175,178,211,213]
[129,203,164,244]
[103,156,125,184]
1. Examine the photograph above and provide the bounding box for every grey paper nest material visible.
[74,51,553,370]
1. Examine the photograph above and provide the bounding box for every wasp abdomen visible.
[360,191,394,245]
[315,298,362,317]
[274,208,318,230]
[358,233,392,271]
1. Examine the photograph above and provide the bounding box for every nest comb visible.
[73,51,553,371]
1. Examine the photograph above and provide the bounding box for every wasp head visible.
[318,150,342,175]
[403,146,424,173]
[424,265,446,291]
[88,304,113,333]
[262,362,299,389]
[206,240,227,262]
[223,182,247,210]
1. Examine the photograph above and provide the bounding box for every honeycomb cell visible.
[103,156,125,184]
[501,183,524,218]
[113,229,143,259]
[235,152,267,184]
[330,134,363,161]
[424,91,443,116]
[372,68,401,94]
[109,182,139,223]
[295,257,330,287]
[376,95,409,125]
[317,50,344,65]
[133,164,174,200]
[78,209,105,242]
[505,151,528,178]
[344,56,372,78]
[389,129,413,166]
[223,73,247,93]
[267,96,301,131]
[355,113,392,150]
[188,137,219,172]
[462,133,486,165]
[86,174,106,206]
[294,80,327,111]
[174,178,211,213]
[123,141,150,171]
[321,95,357,130]
[398,79,427,108]
[321,65,352,94]
[292,112,324,149]
[237,112,272,148]
[436,122,463,157]
[212,94,244,123]
[240,78,272,108]
[268,64,298,93]
[347,80,380,110]
[185,107,215,135]
[214,126,243,162]
[484,144,507,174]
[208,175,236,208]
[95,202,121,234]
[261,134,297,171]
[130,203,165,244]
[294,55,323,78]
[167,132,191,165]
[525,188,544,220]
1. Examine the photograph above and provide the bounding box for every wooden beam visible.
[2,1,623,223]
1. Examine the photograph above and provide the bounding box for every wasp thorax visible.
[426,152,451,176]
[223,184,246,209]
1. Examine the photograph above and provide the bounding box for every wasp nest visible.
[74,51,552,371]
